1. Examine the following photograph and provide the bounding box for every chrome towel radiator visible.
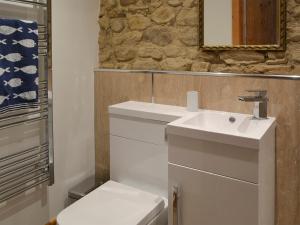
[0,0,53,203]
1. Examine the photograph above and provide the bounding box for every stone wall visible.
[99,0,300,74]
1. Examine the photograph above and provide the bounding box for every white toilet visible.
[57,101,170,225]
[57,181,167,225]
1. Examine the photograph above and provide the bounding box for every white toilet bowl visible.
[58,102,172,225]
[57,181,168,225]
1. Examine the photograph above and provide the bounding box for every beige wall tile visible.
[153,74,201,106]
[94,71,152,180]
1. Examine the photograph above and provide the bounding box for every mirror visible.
[199,0,286,50]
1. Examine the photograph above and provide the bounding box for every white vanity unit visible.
[167,110,276,225]
[108,101,276,225]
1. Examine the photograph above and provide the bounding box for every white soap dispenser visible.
[186,91,199,112]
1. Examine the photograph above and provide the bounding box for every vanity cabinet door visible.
[169,164,258,225]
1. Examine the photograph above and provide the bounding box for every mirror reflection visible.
[203,0,280,46]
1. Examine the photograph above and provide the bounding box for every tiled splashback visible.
[95,70,300,225]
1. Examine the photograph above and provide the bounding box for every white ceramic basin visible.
[167,110,276,149]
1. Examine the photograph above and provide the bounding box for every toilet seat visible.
[57,181,165,225]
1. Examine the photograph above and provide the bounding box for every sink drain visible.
[229,116,236,123]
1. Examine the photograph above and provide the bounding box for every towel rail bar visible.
[38,34,47,38]
[38,27,47,33]
[39,37,47,40]
[38,51,47,55]
[1,0,47,7]
[0,97,47,109]
[39,92,48,98]
[39,88,48,93]
[0,109,47,123]
[0,158,48,179]
[0,165,48,188]
[0,105,47,116]
[0,143,48,163]
[39,91,47,95]
[39,80,47,85]
[0,158,49,185]
[38,49,47,55]
[0,173,48,196]
[38,33,47,38]
[0,115,48,130]
[39,40,47,45]
[0,149,48,171]
[0,105,48,119]
[40,100,48,106]
[0,176,49,203]
[39,83,47,88]
[39,39,47,44]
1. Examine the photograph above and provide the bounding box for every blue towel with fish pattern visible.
[0,18,38,113]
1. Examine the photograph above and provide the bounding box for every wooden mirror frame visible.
[199,0,286,51]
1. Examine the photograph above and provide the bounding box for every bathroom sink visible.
[167,110,276,149]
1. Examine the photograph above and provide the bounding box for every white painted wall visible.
[49,0,99,218]
[204,0,232,45]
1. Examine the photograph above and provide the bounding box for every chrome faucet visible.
[238,90,269,119]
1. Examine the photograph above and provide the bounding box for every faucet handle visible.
[246,90,267,97]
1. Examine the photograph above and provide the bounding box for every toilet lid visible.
[57,181,165,225]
